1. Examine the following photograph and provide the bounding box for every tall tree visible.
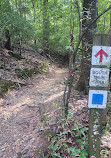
[31,0,37,44]
[76,0,97,94]
[1,0,12,50]
[43,0,50,55]
[69,0,74,73]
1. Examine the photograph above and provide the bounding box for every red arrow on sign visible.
[94,49,108,62]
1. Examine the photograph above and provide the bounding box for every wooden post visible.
[88,34,109,157]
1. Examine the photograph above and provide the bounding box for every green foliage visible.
[0,0,35,45]
[49,0,80,52]
[100,148,110,158]
[0,79,13,94]
[16,68,39,79]
[1,0,110,53]
[96,0,110,34]
[38,61,49,73]
[15,61,49,79]
[46,112,88,158]
[8,51,22,59]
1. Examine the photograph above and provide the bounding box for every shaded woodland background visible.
[1,0,111,93]
[1,0,111,158]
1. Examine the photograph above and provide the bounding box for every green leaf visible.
[53,142,61,151]
[51,152,62,158]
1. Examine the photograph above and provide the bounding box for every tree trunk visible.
[19,0,23,17]
[31,0,36,45]
[69,0,74,73]
[76,0,97,94]
[15,0,18,10]
[34,5,36,45]
[43,0,50,55]
[5,29,11,50]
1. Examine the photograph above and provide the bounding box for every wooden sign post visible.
[88,34,111,157]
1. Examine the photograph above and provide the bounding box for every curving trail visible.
[1,62,110,157]
[0,65,68,158]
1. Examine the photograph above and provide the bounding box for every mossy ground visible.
[0,80,14,96]
[16,68,40,79]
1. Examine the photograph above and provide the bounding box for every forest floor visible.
[0,48,111,158]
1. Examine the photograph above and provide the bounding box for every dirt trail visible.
[0,65,68,158]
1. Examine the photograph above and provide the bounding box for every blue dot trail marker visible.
[88,90,107,109]
[92,94,103,105]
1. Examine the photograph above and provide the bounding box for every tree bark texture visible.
[5,29,11,50]
[69,0,74,73]
[76,0,97,94]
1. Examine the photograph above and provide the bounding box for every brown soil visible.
[0,48,111,158]
[0,63,69,158]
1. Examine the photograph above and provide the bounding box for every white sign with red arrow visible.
[92,46,111,66]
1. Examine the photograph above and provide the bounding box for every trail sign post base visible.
[88,35,110,157]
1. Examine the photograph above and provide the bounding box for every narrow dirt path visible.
[0,65,68,158]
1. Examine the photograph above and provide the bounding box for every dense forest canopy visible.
[0,0,110,52]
